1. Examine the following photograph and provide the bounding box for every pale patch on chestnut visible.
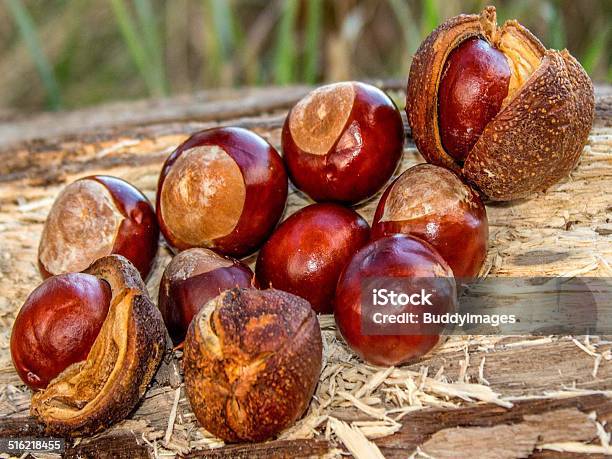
[379,165,473,223]
[288,82,355,156]
[39,180,123,275]
[432,262,454,278]
[160,146,246,246]
[158,247,255,344]
[164,247,233,282]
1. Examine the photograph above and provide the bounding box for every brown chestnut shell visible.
[38,175,159,281]
[30,255,166,437]
[282,81,404,204]
[407,6,594,201]
[156,127,288,257]
[372,164,488,278]
[255,203,370,314]
[333,235,456,366]
[158,247,256,345]
[183,288,322,442]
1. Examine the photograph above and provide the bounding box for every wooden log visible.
[1,394,610,458]
[0,83,610,458]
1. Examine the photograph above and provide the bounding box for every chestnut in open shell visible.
[27,255,166,437]
[407,6,594,201]
[157,127,288,257]
[183,288,322,442]
[334,235,456,366]
[38,175,159,280]
[255,203,370,314]
[372,164,488,278]
[282,82,404,204]
[159,248,255,344]
[11,273,112,390]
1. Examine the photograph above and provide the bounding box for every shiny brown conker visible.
[438,37,510,162]
[11,273,111,389]
[157,127,288,257]
[38,175,159,280]
[282,81,404,204]
[334,235,456,366]
[158,248,255,344]
[255,203,370,314]
[372,164,488,278]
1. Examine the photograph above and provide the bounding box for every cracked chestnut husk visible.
[27,255,166,437]
[406,6,594,201]
[183,288,322,442]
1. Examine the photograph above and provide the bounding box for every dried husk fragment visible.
[183,288,323,442]
[30,255,166,437]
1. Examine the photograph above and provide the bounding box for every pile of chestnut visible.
[11,6,593,442]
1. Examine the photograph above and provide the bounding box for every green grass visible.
[2,0,610,111]
[274,0,299,85]
[5,0,62,109]
[582,27,610,76]
[387,0,421,63]
[109,0,167,96]
[203,0,243,86]
[134,0,164,79]
[422,0,441,36]
[304,0,323,83]
[546,0,566,51]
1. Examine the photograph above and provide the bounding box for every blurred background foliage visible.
[0,0,610,112]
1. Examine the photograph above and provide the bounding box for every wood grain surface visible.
[0,82,610,458]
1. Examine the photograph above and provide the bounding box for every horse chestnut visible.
[26,256,165,437]
[183,288,322,442]
[255,203,370,314]
[282,81,404,204]
[438,37,510,162]
[38,175,159,280]
[372,164,488,278]
[11,273,111,390]
[334,235,456,366]
[159,248,255,344]
[157,127,288,257]
[407,6,594,200]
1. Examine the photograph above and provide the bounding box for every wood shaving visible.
[458,346,469,383]
[328,417,385,459]
[337,391,391,422]
[478,356,490,386]
[538,442,612,454]
[162,387,181,447]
